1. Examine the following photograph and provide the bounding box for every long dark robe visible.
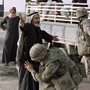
[17,23,53,90]
[0,16,20,63]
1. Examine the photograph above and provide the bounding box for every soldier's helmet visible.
[76,8,88,18]
[30,43,47,61]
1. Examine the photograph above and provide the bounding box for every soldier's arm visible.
[83,20,90,36]
[31,61,59,82]
[83,26,90,36]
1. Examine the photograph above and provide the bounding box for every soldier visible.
[25,43,82,90]
[76,8,90,79]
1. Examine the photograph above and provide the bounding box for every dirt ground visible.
[0,30,18,90]
[0,63,90,90]
[0,63,18,90]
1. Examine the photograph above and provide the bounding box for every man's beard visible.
[34,22,40,27]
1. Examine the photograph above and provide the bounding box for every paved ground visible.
[0,29,90,90]
[0,30,18,90]
[0,64,18,90]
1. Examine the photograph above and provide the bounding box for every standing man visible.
[0,7,20,66]
[76,8,90,79]
[17,12,59,90]
[25,43,82,90]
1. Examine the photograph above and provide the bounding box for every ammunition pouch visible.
[51,71,76,90]
[77,40,90,56]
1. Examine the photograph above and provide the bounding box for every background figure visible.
[72,0,88,7]
[25,43,82,90]
[0,7,20,66]
[17,12,59,90]
[38,0,63,3]
[41,0,63,20]
[76,8,90,79]
[72,0,87,3]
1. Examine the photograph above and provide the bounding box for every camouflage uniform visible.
[29,44,82,90]
[76,8,90,78]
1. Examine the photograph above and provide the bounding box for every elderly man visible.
[25,43,82,90]
[17,12,59,90]
[76,8,90,79]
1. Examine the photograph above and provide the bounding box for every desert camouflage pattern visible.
[78,18,90,78]
[31,47,82,90]
[76,8,88,18]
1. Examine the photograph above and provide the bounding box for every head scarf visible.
[27,11,38,22]
[8,7,16,18]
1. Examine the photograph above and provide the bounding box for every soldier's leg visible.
[81,56,90,79]
[86,56,90,79]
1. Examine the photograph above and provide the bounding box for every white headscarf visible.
[27,11,40,27]
[8,7,17,18]
[27,11,38,23]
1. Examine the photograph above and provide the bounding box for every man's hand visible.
[53,36,59,41]
[24,61,34,72]
[19,17,25,27]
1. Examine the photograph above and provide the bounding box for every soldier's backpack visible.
[51,71,76,90]
[48,47,82,90]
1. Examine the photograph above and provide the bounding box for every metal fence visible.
[25,2,90,24]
